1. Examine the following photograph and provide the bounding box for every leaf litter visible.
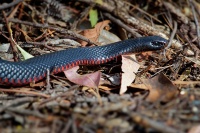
[0,0,199,133]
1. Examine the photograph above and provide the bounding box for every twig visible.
[124,1,163,24]
[166,21,177,49]
[163,1,189,24]
[191,0,200,17]
[0,88,50,98]
[189,0,200,48]
[46,69,51,91]
[0,0,24,10]
[150,65,173,78]
[0,97,36,113]
[103,13,141,37]
[6,107,45,118]
[2,11,19,61]
[71,5,93,30]
[130,112,184,133]
[9,18,97,45]
[78,0,114,12]
[61,119,73,133]
[37,85,78,108]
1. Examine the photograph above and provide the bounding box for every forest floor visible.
[0,0,200,133]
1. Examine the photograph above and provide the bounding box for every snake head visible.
[141,36,167,51]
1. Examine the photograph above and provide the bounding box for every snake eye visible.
[151,41,166,47]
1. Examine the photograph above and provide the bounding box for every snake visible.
[0,36,167,86]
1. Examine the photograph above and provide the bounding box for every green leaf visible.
[16,44,34,60]
[95,0,103,5]
[89,9,98,27]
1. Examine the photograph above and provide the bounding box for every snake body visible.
[0,36,167,85]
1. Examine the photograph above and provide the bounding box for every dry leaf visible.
[141,73,178,102]
[120,54,140,94]
[98,29,121,45]
[64,66,101,88]
[104,73,121,85]
[80,20,110,46]
[0,43,10,52]
[188,125,200,133]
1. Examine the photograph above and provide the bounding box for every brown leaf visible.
[188,125,200,133]
[120,54,140,94]
[80,20,110,46]
[98,29,121,45]
[141,73,178,102]
[64,66,101,88]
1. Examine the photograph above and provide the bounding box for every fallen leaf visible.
[89,9,98,27]
[80,20,110,46]
[188,125,200,133]
[141,73,178,102]
[129,83,148,90]
[16,44,34,60]
[64,66,101,88]
[104,73,121,85]
[120,54,140,94]
[98,29,121,45]
[0,43,10,52]
[95,0,103,4]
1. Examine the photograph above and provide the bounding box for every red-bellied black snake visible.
[0,36,167,86]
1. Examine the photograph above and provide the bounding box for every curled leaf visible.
[64,66,101,88]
